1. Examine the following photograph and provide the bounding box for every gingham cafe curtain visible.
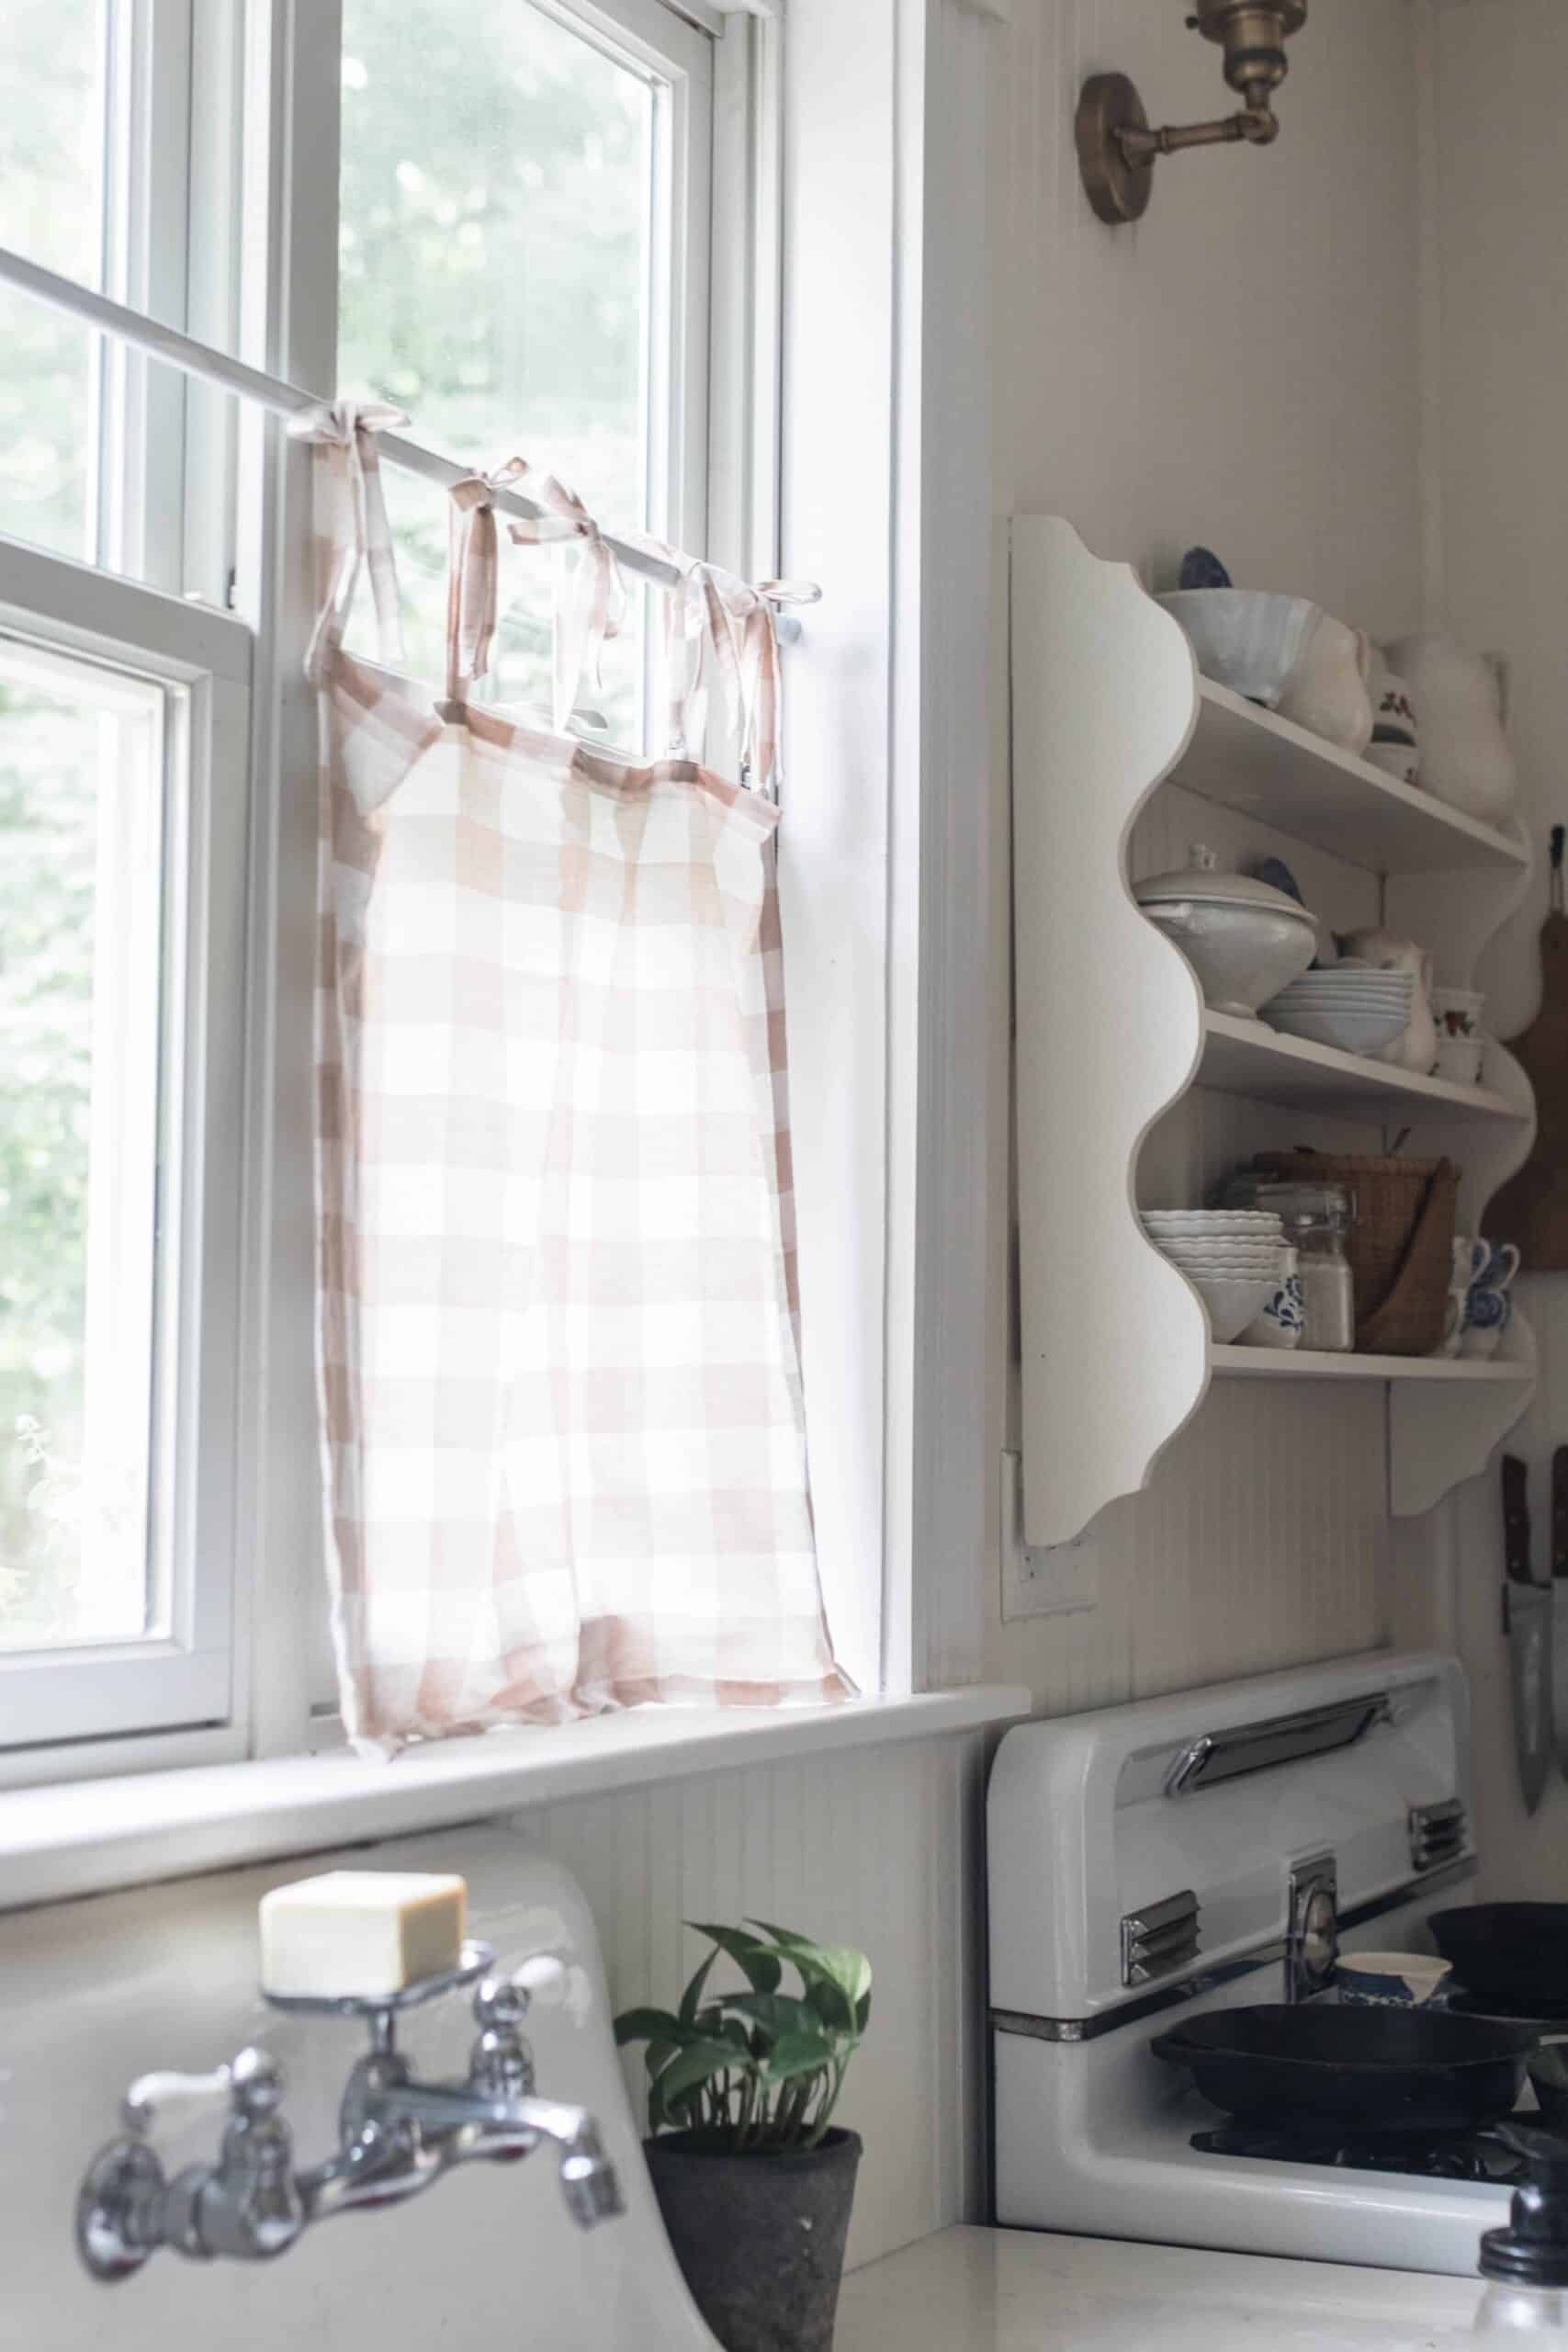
[297,403,852,1755]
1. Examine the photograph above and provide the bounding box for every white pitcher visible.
[1383,632,1517,825]
[1277,613,1375,752]
[1340,925,1438,1075]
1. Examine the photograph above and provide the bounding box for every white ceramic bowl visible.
[1155,590,1321,708]
[1143,1210,1282,1231]
[1188,1272,1279,1343]
[1156,1244,1286,1270]
[1156,1232,1284,1254]
[1264,1001,1413,1055]
[1280,981,1413,1000]
[1166,1250,1288,1270]
[1146,1223,1279,1241]
[1139,897,1318,1018]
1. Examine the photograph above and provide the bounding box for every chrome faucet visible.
[76,1945,625,2281]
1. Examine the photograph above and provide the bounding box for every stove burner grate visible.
[1192,2122,1528,2185]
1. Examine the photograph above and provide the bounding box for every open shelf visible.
[1199,1010,1524,1125]
[1175,680,1529,876]
[1211,1345,1532,1384]
[1010,519,1537,1548]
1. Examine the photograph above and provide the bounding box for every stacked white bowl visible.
[1259,966,1414,1057]
[1141,1209,1286,1342]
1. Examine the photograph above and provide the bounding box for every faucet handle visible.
[468,1956,566,2100]
[472,1952,565,2031]
[122,2064,241,2138]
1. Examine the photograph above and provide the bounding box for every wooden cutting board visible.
[1489,829,1568,1266]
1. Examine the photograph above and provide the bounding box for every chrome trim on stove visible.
[1165,1693,1393,1798]
[1410,1797,1467,1874]
[1285,1853,1338,2005]
[1121,1889,1201,1988]
[989,1854,1477,2046]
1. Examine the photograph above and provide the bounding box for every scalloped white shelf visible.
[1010,516,1539,1551]
[1211,1345,1532,1383]
[1177,680,1529,875]
[1200,1011,1524,1125]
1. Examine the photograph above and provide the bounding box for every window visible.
[334,0,713,748]
[0,0,772,1773]
[0,0,239,602]
[0,543,250,1751]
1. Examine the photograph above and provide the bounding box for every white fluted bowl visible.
[1156,590,1321,708]
[1188,1272,1278,1344]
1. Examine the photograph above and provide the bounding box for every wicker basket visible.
[1247,1150,1461,1357]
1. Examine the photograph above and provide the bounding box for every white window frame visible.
[2,0,1008,1795]
[0,540,252,1758]
[0,0,1019,1848]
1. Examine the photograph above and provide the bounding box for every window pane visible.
[338,0,660,745]
[0,0,107,559]
[0,641,168,1653]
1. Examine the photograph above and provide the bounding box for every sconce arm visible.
[1118,100,1279,162]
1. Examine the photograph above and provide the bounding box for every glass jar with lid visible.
[1248,1181,1355,1352]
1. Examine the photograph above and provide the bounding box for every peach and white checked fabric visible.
[299,406,851,1753]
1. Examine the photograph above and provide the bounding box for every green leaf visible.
[687,1922,784,1994]
[724,1991,818,2042]
[679,1947,717,2028]
[807,1944,873,2009]
[803,1973,855,2033]
[615,2007,685,2048]
[657,2038,755,2104]
[764,2030,836,2085]
[855,1989,872,2034]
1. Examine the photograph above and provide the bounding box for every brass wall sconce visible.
[1077,3,1308,226]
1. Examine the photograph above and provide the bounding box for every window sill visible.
[0,1686,1031,1915]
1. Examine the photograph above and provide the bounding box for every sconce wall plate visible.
[1077,2,1308,227]
[1077,74,1154,226]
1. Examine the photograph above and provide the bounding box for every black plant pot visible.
[644,2128,863,2352]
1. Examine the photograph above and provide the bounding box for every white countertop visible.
[835,2227,1484,2350]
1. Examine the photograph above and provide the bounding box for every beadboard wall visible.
[0,1730,986,2347]
[984,0,1427,1710]
[1405,0,1568,1892]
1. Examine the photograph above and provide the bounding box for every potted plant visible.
[615,1918,872,2352]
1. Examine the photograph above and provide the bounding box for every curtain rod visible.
[0,243,815,615]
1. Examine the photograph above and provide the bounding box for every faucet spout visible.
[381,2084,625,2228]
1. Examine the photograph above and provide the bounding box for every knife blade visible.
[1553,1447,1568,1782]
[1502,1453,1553,1815]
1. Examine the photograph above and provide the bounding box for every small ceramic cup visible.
[1431,1280,1468,1360]
[1432,987,1485,1086]
[1461,1282,1513,1359]
[1238,1251,1303,1351]
[1337,1951,1453,2009]
[1477,1238,1521,1294]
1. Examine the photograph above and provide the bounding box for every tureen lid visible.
[1134,844,1314,920]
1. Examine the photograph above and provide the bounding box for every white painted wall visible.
[986,0,1427,1713]
[0,1731,984,2341]
[1410,0,1568,1893]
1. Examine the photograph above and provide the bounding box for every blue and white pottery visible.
[1461,1281,1513,1359]
[1237,1259,1303,1351]
[1337,1952,1452,2009]
[1475,1238,1521,1294]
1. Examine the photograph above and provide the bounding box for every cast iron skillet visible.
[1151,2004,1539,2132]
[1529,2039,1568,2127]
[1429,1905,1568,2012]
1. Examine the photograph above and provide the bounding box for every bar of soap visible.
[259,1871,467,1999]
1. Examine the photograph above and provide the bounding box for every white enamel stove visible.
[988,1648,1512,2277]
